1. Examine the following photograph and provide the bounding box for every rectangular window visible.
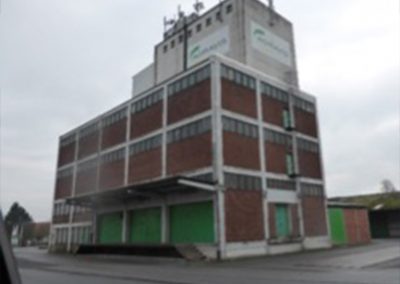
[224,172,262,190]
[221,64,256,91]
[206,17,212,26]
[168,65,210,97]
[131,89,163,114]
[196,23,202,32]
[226,4,233,14]
[222,116,259,139]
[282,109,294,130]
[286,154,295,176]
[167,117,211,144]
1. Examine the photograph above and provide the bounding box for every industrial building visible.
[50,0,331,259]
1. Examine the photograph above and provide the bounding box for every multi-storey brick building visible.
[50,0,330,259]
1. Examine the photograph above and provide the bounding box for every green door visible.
[130,207,161,244]
[276,205,290,238]
[98,212,123,244]
[328,208,347,245]
[169,201,214,244]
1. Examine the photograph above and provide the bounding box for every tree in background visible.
[381,179,398,194]
[4,202,33,238]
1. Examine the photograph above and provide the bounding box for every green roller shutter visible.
[328,208,347,245]
[169,201,214,244]
[130,207,161,244]
[276,205,290,238]
[98,212,123,244]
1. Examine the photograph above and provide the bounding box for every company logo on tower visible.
[188,26,230,67]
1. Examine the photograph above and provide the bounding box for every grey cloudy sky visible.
[0,0,399,221]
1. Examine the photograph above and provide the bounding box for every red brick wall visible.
[55,176,73,200]
[101,119,127,150]
[262,96,288,127]
[128,148,162,184]
[168,80,211,124]
[225,190,264,242]
[58,143,76,167]
[221,79,257,118]
[302,197,328,237]
[78,132,99,159]
[72,212,92,223]
[223,132,260,170]
[295,109,318,137]
[344,209,371,245]
[298,150,322,179]
[291,204,300,238]
[99,160,125,191]
[75,168,98,196]
[167,132,212,175]
[265,143,289,174]
[131,102,163,139]
[268,203,277,239]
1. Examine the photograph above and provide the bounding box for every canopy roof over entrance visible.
[66,176,216,208]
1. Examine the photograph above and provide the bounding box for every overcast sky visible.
[0,0,399,221]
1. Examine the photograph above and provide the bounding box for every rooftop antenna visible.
[268,0,276,26]
[193,0,205,14]
[163,16,176,33]
[178,5,185,20]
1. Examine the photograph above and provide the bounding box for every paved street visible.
[15,240,400,284]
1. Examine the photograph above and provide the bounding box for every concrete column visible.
[122,209,129,243]
[92,211,98,244]
[161,203,168,244]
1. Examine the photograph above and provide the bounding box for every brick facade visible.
[167,132,212,175]
[99,160,125,191]
[297,150,322,179]
[75,168,98,196]
[221,79,257,118]
[262,96,288,127]
[131,102,163,139]
[265,142,289,174]
[128,148,162,184]
[302,196,328,237]
[225,190,264,242]
[168,80,211,125]
[295,109,318,137]
[223,132,260,170]
[101,119,127,150]
[58,143,75,167]
[55,176,73,200]
[78,132,99,159]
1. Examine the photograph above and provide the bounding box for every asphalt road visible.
[15,240,400,284]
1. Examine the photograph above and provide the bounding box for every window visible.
[102,107,127,128]
[129,135,162,156]
[79,122,99,139]
[297,138,319,153]
[196,23,202,32]
[223,117,259,139]
[178,34,184,43]
[77,157,98,173]
[264,129,292,147]
[191,173,214,183]
[167,65,211,97]
[216,11,221,21]
[171,40,175,48]
[224,172,262,190]
[101,148,125,164]
[226,4,233,14]
[163,45,168,53]
[261,81,289,103]
[60,133,76,147]
[294,96,315,113]
[206,17,212,26]
[187,29,192,38]
[131,89,163,114]
[267,179,296,190]
[283,109,294,129]
[57,167,73,179]
[221,64,256,91]
[167,117,211,144]
[301,183,324,197]
[286,154,295,176]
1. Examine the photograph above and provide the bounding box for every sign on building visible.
[187,26,230,67]
[251,21,292,67]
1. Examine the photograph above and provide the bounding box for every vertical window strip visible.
[77,158,98,172]
[300,183,324,197]
[101,148,125,164]
[79,122,99,138]
[294,96,315,113]
[60,134,76,147]
[297,138,319,153]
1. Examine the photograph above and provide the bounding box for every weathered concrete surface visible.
[15,240,400,284]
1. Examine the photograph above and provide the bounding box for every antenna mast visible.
[268,0,276,26]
